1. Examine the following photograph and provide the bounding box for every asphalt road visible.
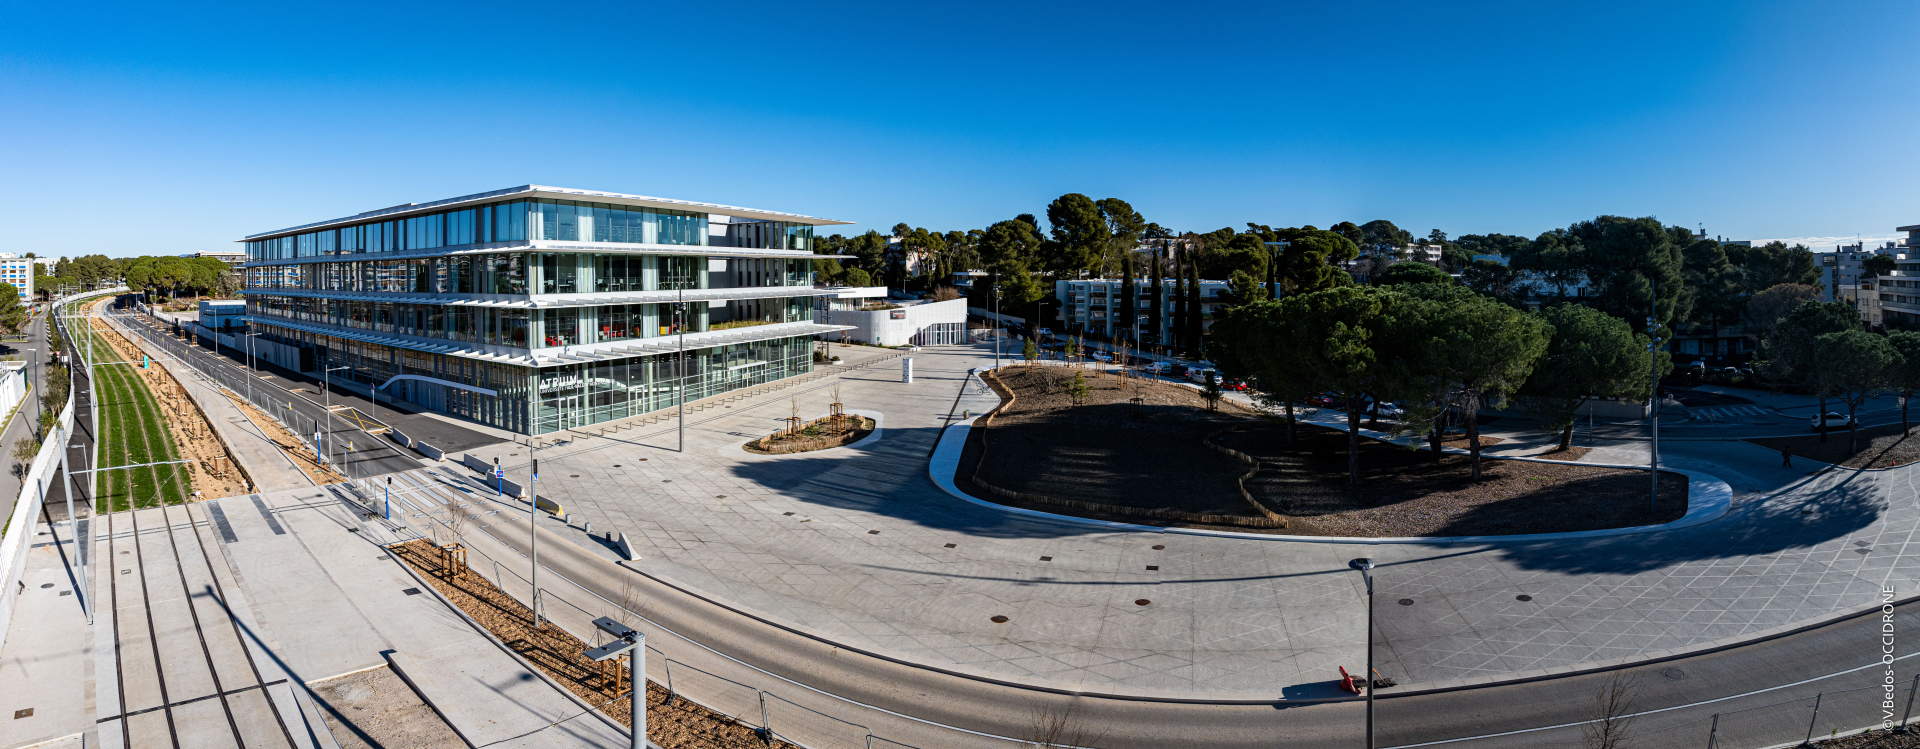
[445,462,1918,748]
[99,298,441,480]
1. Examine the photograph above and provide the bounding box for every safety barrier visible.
[0,289,115,655]
[406,509,1040,749]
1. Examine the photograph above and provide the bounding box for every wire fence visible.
[405,511,1045,749]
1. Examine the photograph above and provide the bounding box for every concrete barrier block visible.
[390,429,412,449]
[616,532,637,560]
[415,441,444,461]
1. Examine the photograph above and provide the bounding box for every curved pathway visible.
[494,344,1917,698]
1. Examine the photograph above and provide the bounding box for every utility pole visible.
[676,283,687,453]
[1648,278,1662,515]
[529,455,541,627]
[1351,558,1377,749]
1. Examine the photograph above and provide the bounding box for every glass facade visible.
[245,198,710,261]
[533,337,811,434]
[244,189,838,436]
[246,252,771,296]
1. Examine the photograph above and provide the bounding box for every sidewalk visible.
[0,517,89,749]
[108,315,314,493]
[218,482,630,747]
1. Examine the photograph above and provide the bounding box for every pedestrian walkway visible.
[1692,404,1773,421]
[213,480,629,748]
[441,342,1920,696]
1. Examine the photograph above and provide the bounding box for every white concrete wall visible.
[823,298,967,347]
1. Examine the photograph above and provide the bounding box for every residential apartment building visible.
[0,256,33,301]
[189,250,249,266]
[1875,225,1920,330]
[240,185,853,435]
[1055,278,1232,344]
[1814,243,1893,303]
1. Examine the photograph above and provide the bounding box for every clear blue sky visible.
[4,1,1916,258]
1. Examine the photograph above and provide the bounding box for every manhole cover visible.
[402,588,422,596]
[14,708,32,719]
[1398,599,1414,606]
[1152,545,1165,550]
[1516,594,1534,602]
[640,458,648,461]
[990,615,1009,623]
[613,465,622,468]
[38,583,52,589]
[1039,556,1052,561]
[569,475,580,478]
[1661,667,1688,680]
[944,543,956,548]
[716,495,726,498]
[1135,599,1151,606]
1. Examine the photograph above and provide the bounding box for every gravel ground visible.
[1748,424,1920,469]
[391,540,797,749]
[1216,424,1687,537]
[311,666,465,749]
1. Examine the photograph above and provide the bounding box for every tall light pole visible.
[1647,279,1662,515]
[1350,557,1377,749]
[529,455,541,627]
[322,364,349,471]
[675,282,687,453]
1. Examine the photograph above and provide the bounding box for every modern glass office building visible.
[240,185,853,435]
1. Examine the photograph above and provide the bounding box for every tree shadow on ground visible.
[724,423,1129,540]
[1486,468,1886,575]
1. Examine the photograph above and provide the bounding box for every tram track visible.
[100,501,302,748]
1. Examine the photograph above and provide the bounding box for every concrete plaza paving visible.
[463,343,1920,698]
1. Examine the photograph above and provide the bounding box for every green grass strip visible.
[86,328,188,512]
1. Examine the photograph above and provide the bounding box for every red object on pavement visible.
[1339,666,1362,694]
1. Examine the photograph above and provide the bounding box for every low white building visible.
[817,297,967,347]
[813,285,890,312]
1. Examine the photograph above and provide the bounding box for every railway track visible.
[98,502,300,748]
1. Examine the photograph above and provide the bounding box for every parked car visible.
[1092,352,1113,363]
[1170,364,1191,377]
[1224,378,1249,391]
[1306,392,1340,408]
[1145,361,1173,375]
[1810,412,1855,431]
[1187,368,1218,384]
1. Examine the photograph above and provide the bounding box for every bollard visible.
[1905,674,1920,730]
[631,637,646,749]
[1805,692,1823,745]
[902,357,913,384]
[758,691,771,744]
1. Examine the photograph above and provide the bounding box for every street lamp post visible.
[69,443,90,624]
[322,363,349,471]
[586,617,646,749]
[675,283,687,453]
[529,455,541,627]
[1350,557,1377,749]
[1647,279,1662,515]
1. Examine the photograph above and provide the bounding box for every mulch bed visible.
[1747,423,1920,469]
[1810,730,1920,748]
[744,415,875,454]
[1215,424,1688,537]
[389,540,796,749]
[961,366,1270,527]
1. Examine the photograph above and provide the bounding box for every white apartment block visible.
[1056,278,1232,344]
